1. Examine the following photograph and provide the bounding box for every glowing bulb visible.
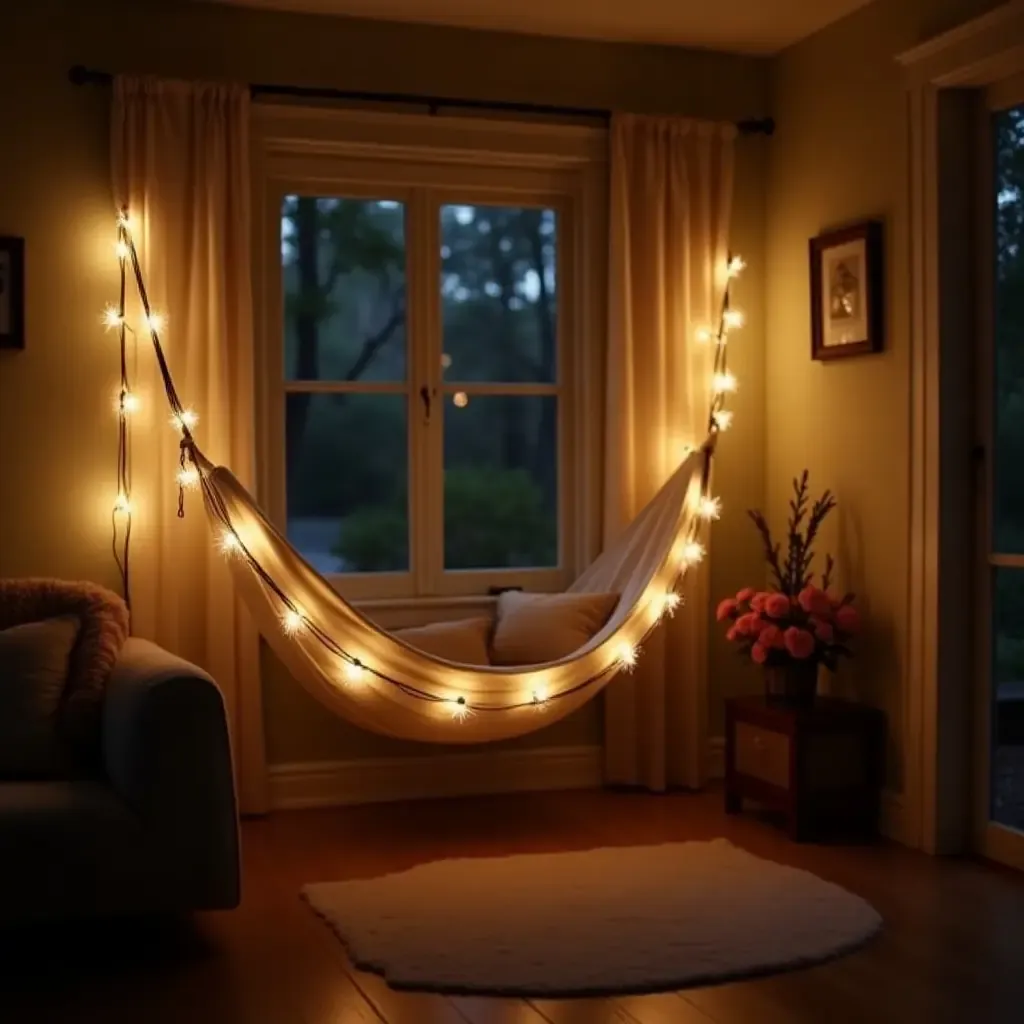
[695,326,713,344]
[712,372,737,394]
[698,495,722,521]
[453,391,469,409]
[659,591,682,618]
[113,492,132,515]
[171,408,198,431]
[727,255,746,278]
[177,467,200,490]
[281,607,305,636]
[681,540,705,566]
[713,409,734,431]
[723,310,745,330]
[117,211,133,230]
[103,306,124,330]
[450,696,471,721]
[342,660,367,687]
[114,240,130,261]
[219,530,241,555]
[144,311,165,334]
[531,686,550,710]
[616,642,639,673]
[115,391,140,416]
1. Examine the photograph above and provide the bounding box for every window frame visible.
[252,106,607,603]
[974,83,1024,870]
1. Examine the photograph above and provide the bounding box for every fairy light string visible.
[107,211,744,716]
[110,217,133,605]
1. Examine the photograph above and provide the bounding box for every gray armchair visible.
[0,639,240,922]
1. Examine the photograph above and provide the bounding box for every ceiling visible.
[205,0,872,56]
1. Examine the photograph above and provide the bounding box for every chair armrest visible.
[103,638,240,908]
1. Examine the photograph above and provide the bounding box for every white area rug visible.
[302,839,881,996]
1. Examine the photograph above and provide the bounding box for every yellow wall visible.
[0,0,768,766]
[766,0,1002,791]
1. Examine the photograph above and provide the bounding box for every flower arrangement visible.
[716,471,860,674]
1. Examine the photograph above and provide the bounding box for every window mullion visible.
[408,187,442,596]
[424,189,444,595]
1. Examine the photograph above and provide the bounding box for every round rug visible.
[302,838,882,997]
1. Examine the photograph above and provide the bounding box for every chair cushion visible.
[491,591,620,665]
[0,617,81,779]
[394,617,492,665]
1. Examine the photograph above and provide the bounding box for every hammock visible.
[111,213,734,744]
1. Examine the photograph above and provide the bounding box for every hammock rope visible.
[107,209,742,734]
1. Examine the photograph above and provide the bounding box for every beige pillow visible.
[0,616,81,779]
[394,617,492,665]
[491,591,620,666]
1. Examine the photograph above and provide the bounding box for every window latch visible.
[420,385,435,422]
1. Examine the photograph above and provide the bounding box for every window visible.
[256,110,605,600]
[984,99,1024,836]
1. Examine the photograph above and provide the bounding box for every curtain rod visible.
[68,65,775,136]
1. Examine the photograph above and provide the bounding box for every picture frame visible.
[0,235,25,350]
[809,221,883,361]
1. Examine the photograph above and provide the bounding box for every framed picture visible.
[0,236,25,350]
[809,221,883,360]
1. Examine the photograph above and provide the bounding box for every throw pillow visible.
[0,616,81,779]
[491,591,620,665]
[394,617,492,665]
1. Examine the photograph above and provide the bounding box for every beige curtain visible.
[604,114,735,790]
[112,77,266,813]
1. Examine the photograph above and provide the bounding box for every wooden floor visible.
[3,787,1024,1023]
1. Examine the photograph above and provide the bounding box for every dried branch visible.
[747,509,786,592]
[821,552,835,592]
[749,471,838,597]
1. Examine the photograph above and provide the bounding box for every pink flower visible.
[836,604,860,634]
[798,585,832,617]
[726,625,739,642]
[750,592,770,612]
[784,627,816,659]
[764,593,791,619]
[810,617,834,643]
[716,598,739,622]
[735,612,761,636]
[736,587,755,603]
[758,624,785,649]
[751,642,768,665]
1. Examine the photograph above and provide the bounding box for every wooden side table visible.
[724,695,885,842]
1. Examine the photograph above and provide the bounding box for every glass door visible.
[978,91,1024,869]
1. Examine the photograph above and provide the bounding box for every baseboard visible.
[269,744,605,810]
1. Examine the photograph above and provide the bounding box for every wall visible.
[766,0,1003,793]
[0,0,768,769]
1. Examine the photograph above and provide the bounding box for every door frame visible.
[972,78,1024,871]
[898,0,1024,854]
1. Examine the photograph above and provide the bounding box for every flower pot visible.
[764,660,818,708]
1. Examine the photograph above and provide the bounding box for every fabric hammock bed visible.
[111,212,734,744]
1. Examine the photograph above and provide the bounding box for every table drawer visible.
[735,722,790,789]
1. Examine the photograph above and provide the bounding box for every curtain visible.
[604,113,736,790]
[111,77,266,813]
